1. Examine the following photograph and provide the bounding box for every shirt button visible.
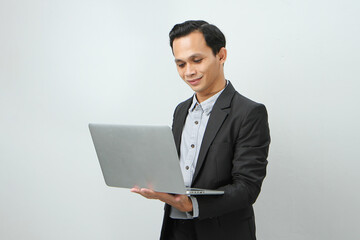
[191,144,195,148]
[195,121,199,125]
[185,166,189,170]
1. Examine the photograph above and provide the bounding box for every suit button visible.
[191,144,195,148]
[185,166,189,170]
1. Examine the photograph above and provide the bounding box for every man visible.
[131,20,270,240]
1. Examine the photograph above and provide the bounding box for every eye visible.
[177,63,185,68]
[194,58,203,63]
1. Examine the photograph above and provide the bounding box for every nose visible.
[185,64,196,78]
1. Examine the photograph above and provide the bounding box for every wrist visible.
[186,197,193,212]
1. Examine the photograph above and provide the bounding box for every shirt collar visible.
[189,80,228,115]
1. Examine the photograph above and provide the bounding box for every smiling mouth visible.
[187,76,202,85]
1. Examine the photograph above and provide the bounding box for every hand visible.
[130,187,193,212]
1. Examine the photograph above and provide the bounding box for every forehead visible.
[172,31,213,60]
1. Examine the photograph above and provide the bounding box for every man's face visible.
[172,31,226,99]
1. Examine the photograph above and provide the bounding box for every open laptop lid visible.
[89,124,223,195]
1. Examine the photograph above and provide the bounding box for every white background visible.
[1,0,359,239]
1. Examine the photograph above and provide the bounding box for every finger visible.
[139,188,159,199]
[141,189,175,201]
[140,188,155,194]
[130,187,141,193]
[131,187,153,199]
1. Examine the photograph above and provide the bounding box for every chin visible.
[189,85,203,93]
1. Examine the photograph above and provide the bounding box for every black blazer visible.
[160,82,270,240]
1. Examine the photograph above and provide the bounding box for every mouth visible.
[187,76,202,86]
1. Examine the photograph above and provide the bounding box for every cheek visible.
[204,63,217,78]
[176,68,184,78]
[199,62,212,74]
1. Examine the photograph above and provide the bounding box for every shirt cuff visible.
[186,196,199,218]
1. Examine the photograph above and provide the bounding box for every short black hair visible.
[169,20,226,56]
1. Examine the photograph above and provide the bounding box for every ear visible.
[217,47,227,64]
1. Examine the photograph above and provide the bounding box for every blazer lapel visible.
[172,98,192,156]
[191,82,236,185]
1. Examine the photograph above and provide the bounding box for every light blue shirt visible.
[170,82,227,219]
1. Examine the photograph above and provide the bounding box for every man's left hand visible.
[131,187,193,212]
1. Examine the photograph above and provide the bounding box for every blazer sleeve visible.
[196,104,270,219]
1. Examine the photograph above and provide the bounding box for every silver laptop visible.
[89,123,224,195]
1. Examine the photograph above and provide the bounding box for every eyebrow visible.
[174,53,203,63]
